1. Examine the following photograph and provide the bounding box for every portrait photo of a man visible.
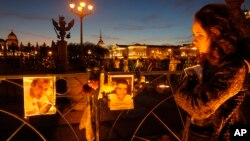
[108,74,134,110]
[23,77,56,117]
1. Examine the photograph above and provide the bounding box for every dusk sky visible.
[0,0,249,46]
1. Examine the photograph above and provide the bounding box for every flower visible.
[81,80,99,94]
[101,83,116,94]
[88,80,99,90]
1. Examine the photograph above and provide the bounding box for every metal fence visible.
[0,71,185,141]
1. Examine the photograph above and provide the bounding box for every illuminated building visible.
[244,9,250,19]
[6,31,18,47]
[109,44,198,60]
[0,31,19,56]
[0,38,4,56]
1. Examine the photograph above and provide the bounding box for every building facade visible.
[109,44,198,60]
[0,31,19,56]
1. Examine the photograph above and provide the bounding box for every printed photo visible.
[107,74,134,110]
[23,77,56,117]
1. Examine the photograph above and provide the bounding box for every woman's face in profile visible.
[192,20,211,54]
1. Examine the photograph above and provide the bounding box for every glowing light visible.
[87,49,92,55]
[69,3,75,9]
[157,84,170,88]
[80,2,86,7]
[78,6,83,11]
[48,51,53,56]
[88,4,94,10]
[191,47,197,50]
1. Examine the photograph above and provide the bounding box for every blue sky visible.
[0,0,249,46]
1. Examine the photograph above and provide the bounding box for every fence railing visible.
[0,71,185,141]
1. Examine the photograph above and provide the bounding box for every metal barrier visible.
[94,71,185,141]
[0,73,90,141]
[0,71,185,141]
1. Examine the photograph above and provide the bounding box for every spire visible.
[100,29,102,40]
[97,29,105,47]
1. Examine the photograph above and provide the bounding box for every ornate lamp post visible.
[69,0,94,58]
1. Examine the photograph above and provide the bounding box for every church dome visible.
[6,31,18,46]
[7,31,17,40]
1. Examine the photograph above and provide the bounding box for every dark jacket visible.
[174,58,249,141]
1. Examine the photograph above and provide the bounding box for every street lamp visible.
[69,0,94,58]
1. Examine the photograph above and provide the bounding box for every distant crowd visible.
[103,56,197,72]
[0,55,197,74]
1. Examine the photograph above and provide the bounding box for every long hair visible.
[194,3,250,65]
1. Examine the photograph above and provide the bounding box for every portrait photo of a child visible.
[23,77,56,117]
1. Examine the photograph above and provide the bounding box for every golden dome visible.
[6,31,18,46]
[7,31,17,40]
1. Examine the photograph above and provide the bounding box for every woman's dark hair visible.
[194,3,249,64]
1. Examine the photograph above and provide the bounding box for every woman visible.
[174,3,250,141]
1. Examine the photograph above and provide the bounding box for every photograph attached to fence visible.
[107,74,134,110]
[23,77,56,117]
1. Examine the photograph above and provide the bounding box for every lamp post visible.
[69,0,94,58]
